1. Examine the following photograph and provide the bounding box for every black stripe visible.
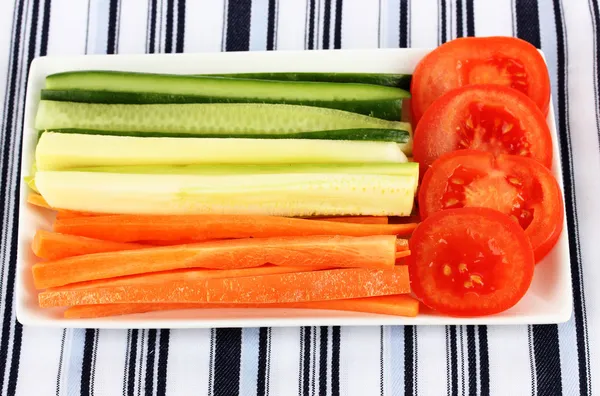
[144,330,157,396]
[440,0,447,44]
[80,329,96,395]
[257,328,269,396]
[107,0,119,54]
[225,0,251,51]
[176,0,186,52]
[213,329,242,396]
[165,0,175,53]
[127,330,139,396]
[157,329,170,396]
[403,326,414,396]
[465,0,474,36]
[40,0,51,56]
[477,326,489,396]
[379,327,384,396]
[307,0,316,50]
[56,330,67,396]
[302,327,311,396]
[466,326,477,396]
[532,326,563,395]
[319,327,328,396]
[553,0,590,392]
[528,326,536,394]
[331,326,340,396]
[413,327,418,396]
[449,327,458,396]
[515,0,541,48]
[333,0,342,49]
[148,0,158,53]
[267,0,277,50]
[455,0,463,38]
[399,0,408,48]
[322,0,332,49]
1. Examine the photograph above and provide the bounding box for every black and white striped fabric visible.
[0,1,597,395]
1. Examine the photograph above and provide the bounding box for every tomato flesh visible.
[419,150,564,262]
[412,84,553,174]
[408,207,535,317]
[411,36,551,124]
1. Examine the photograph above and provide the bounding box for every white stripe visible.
[388,326,404,396]
[339,326,381,396]
[13,327,63,396]
[165,329,212,395]
[0,0,16,127]
[239,328,260,396]
[89,330,129,396]
[64,329,86,395]
[410,0,438,48]
[473,0,513,37]
[562,1,598,392]
[276,0,307,50]
[341,0,380,48]
[381,0,400,48]
[118,0,148,54]
[250,0,269,51]
[416,326,447,396]
[183,0,225,52]
[268,327,301,396]
[488,326,531,395]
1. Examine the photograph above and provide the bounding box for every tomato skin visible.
[411,36,551,124]
[408,207,535,317]
[412,84,553,176]
[418,150,564,262]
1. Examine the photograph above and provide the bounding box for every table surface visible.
[0,0,598,395]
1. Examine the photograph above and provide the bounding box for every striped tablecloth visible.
[0,1,597,395]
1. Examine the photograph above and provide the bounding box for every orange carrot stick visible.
[27,193,52,209]
[64,295,419,319]
[54,214,417,243]
[310,216,389,224]
[32,230,146,260]
[32,235,398,289]
[39,266,410,307]
[395,239,409,251]
[49,264,329,291]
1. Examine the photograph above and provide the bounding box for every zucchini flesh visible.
[40,89,403,121]
[35,171,417,216]
[45,71,410,101]
[68,163,419,176]
[35,101,413,155]
[200,72,412,90]
[35,133,408,171]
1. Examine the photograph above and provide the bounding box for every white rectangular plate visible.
[16,48,573,328]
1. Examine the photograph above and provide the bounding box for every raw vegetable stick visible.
[395,250,411,260]
[38,266,410,307]
[28,192,95,219]
[53,214,418,243]
[32,230,147,260]
[49,264,330,291]
[32,235,399,289]
[64,295,419,319]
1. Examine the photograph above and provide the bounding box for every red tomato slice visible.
[411,36,551,124]
[412,84,553,175]
[418,150,564,262]
[408,207,534,317]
